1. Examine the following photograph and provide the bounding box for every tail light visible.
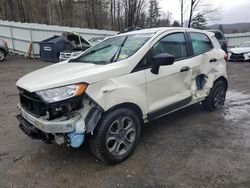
[224,53,228,63]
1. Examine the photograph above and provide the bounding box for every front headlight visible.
[36,83,88,103]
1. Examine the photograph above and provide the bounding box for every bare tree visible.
[187,0,219,28]
[123,0,146,27]
[180,0,184,27]
[0,0,151,31]
[188,0,196,28]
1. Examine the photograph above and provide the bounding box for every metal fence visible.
[225,32,250,49]
[0,20,117,57]
[1,20,250,56]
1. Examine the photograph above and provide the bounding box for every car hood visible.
[16,61,132,92]
[230,47,250,54]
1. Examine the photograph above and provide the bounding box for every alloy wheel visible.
[106,117,136,156]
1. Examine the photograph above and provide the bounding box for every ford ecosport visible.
[16,28,228,164]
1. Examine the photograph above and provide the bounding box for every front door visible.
[145,32,193,119]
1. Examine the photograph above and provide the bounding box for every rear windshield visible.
[214,32,223,40]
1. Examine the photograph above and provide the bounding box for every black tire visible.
[202,80,227,111]
[0,49,6,61]
[89,107,142,165]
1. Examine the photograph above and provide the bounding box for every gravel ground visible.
[0,55,250,188]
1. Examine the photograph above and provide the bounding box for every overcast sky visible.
[159,0,250,25]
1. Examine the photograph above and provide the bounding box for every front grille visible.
[60,52,72,60]
[19,88,47,117]
[230,53,244,60]
[18,87,84,120]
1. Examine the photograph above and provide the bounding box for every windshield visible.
[71,33,153,64]
[239,42,250,48]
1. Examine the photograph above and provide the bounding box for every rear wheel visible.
[89,107,142,164]
[0,49,6,61]
[202,80,227,111]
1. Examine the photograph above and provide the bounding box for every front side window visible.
[133,33,188,71]
[72,34,153,64]
[190,32,213,56]
[153,33,187,60]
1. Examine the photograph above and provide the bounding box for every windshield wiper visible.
[110,36,128,63]
[86,44,111,55]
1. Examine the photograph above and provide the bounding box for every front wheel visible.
[89,107,142,164]
[202,80,227,111]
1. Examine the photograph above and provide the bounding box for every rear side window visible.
[153,33,187,60]
[211,36,221,48]
[190,32,213,56]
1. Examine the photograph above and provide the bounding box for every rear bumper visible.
[17,103,81,134]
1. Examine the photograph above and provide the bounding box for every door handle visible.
[209,58,217,63]
[180,66,190,72]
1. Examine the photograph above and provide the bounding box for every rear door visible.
[186,32,223,99]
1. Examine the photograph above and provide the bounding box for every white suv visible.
[16,28,228,164]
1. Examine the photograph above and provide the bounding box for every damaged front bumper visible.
[17,104,81,133]
[16,99,102,147]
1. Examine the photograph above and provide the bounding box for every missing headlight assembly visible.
[17,87,103,147]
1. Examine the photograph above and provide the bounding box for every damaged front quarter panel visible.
[76,96,103,135]
[84,106,102,134]
[54,96,103,147]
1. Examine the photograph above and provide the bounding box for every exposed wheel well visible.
[106,103,143,122]
[0,48,6,55]
[214,76,228,90]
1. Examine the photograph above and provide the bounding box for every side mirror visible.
[151,53,175,74]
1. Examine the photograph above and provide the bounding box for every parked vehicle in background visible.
[60,49,87,61]
[16,28,228,164]
[208,30,228,53]
[0,38,9,61]
[228,41,250,61]
[59,32,91,61]
[88,37,107,46]
[118,27,142,34]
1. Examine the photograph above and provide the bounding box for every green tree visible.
[191,13,207,29]
[172,20,180,27]
[147,0,160,27]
